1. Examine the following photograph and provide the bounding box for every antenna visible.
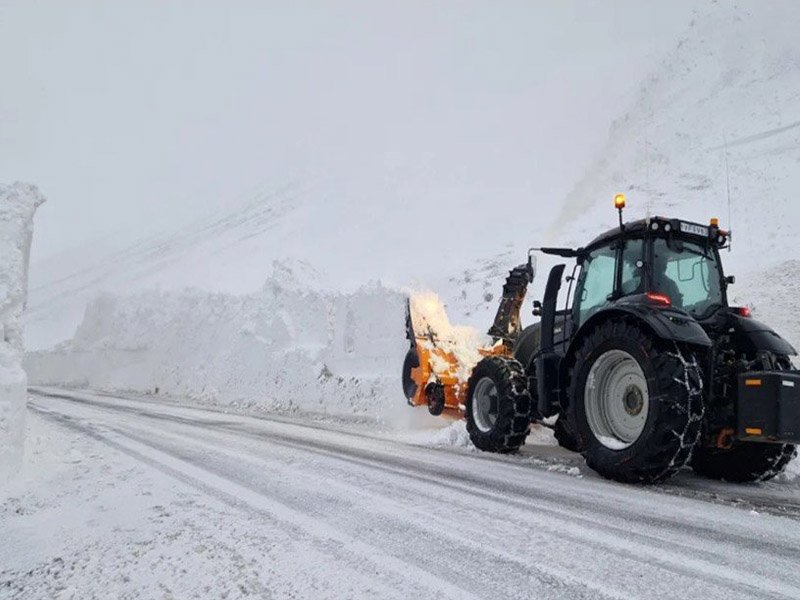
[723,134,732,252]
[644,112,652,220]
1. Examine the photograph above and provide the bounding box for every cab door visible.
[572,243,618,327]
[572,238,645,327]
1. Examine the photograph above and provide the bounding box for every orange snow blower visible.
[402,258,535,418]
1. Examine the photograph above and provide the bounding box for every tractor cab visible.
[532,196,734,419]
[573,214,731,328]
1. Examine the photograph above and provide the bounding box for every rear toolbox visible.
[737,371,800,443]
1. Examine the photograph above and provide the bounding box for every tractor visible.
[402,195,799,483]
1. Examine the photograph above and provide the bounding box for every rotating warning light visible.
[710,217,720,228]
[614,194,626,209]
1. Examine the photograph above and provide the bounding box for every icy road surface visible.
[4,389,800,600]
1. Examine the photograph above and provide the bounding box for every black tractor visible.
[471,195,798,483]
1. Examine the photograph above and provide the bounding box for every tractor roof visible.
[584,217,727,253]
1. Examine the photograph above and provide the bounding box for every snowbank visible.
[26,263,410,421]
[1,182,45,481]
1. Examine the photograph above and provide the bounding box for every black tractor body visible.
[507,214,799,482]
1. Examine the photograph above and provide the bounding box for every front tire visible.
[466,356,532,454]
[553,416,580,452]
[691,443,797,482]
[568,319,704,483]
[402,348,419,405]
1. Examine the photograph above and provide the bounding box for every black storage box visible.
[737,371,800,443]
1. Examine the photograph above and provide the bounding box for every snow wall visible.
[25,266,411,422]
[1,183,45,481]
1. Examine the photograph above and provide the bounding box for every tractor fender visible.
[556,304,711,411]
[731,314,797,356]
[571,304,712,355]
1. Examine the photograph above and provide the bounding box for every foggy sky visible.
[1,1,698,265]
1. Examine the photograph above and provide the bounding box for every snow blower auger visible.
[402,194,800,483]
[402,259,536,453]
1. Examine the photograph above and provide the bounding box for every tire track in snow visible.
[28,391,800,600]
[29,401,634,600]
[28,404,480,600]
[93,412,799,600]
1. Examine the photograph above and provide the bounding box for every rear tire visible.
[692,352,798,482]
[568,319,704,483]
[466,356,532,454]
[691,443,797,482]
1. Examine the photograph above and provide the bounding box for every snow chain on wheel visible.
[466,356,532,454]
[692,352,797,482]
[691,442,797,483]
[568,319,705,484]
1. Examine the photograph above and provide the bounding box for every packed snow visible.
[26,261,409,422]
[5,389,800,600]
[0,183,44,481]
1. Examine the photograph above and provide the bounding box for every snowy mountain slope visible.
[25,3,800,415]
[24,181,309,349]
[408,3,800,339]
[24,169,558,350]
[549,1,800,273]
[546,2,800,347]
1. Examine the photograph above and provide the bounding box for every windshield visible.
[651,238,723,317]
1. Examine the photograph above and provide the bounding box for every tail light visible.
[646,292,672,307]
[735,306,752,318]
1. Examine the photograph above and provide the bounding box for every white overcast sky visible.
[1,1,699,263]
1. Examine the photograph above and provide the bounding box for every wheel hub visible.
[584,349,649,450]
[472,377,499,433]
[623,385,644,416]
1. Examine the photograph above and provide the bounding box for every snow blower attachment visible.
[402,194,800,483]
[403,258,535,419]
[402,257,540,453]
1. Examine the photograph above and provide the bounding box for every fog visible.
[3,1,697,265]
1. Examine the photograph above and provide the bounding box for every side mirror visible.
[725,275,736,286]
[533,300,542,316]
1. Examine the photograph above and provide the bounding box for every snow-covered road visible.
[4,389,800,600]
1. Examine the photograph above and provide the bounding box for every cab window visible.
[651,238,723,316]
[575,245,616,325]
[620,239,644,296]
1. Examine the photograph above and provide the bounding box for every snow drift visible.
[26,261,410,421]
[1,182,44,480]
